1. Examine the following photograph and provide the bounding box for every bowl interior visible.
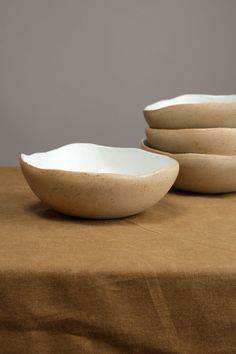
[21,143,177,176]
[144,94,236,111]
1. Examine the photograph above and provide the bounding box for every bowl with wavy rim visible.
[21,143,179,219]
[146,127,236,155]
[141,139,236,194]
[143,94,236,129]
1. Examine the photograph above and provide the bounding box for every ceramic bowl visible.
[141,139,236,194]
[143,94,236,129]
[21,143,179,219]
[146,127,236,155]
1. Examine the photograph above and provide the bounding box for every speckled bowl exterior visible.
[144,102,236,129]
[21,158,179,219]
[146,127,236,155]
[141,139,236,194]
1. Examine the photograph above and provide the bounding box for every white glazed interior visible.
[21,143,177,176]
[144,94,236,111]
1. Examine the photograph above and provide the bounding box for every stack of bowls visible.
[141,94,236,193]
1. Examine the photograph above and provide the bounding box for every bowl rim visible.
[21,142,179,178]
[141,138,236,160]
[146,127,236,133]
[143,94,236,112]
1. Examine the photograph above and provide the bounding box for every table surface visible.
[0,167,236,354]
[1,167,236,274]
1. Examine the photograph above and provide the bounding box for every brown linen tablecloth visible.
[0,167,236,354]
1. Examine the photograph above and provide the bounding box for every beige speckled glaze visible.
[141,139,236,194]
[20,143,179,219]
[143,94,236,129]
[146,127,236,155]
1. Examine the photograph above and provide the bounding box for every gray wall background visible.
[1,0,236,165]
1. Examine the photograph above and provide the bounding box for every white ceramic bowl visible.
[141,139,236,194]
[21,143,179,219]
[146,127,236,155]
[143,94,236,129]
